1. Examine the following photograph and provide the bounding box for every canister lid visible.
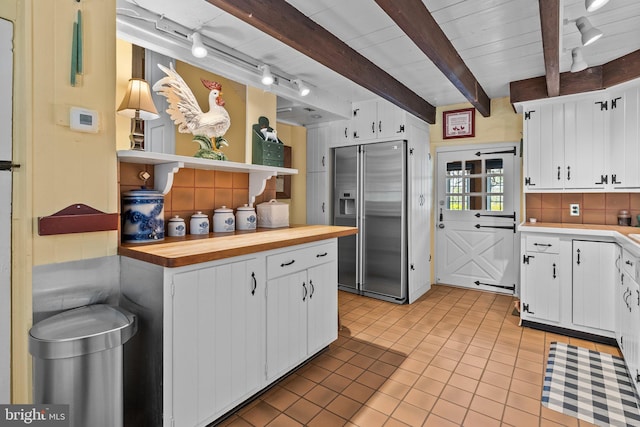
[619,210,631,218]
[237,204,255,211]
[168,215,184,222]
[191,211,207,218]
[215,206,233,213]
[122,188,163,198]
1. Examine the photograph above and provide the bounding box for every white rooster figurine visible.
[152,63,231,160]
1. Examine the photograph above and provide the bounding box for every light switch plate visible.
[570,204,580,216]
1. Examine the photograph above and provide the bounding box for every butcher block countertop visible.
[119,225,358,268]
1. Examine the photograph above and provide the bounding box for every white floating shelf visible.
[117,150,298,204]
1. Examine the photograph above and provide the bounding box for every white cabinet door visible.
[620,272,640,388]
[172,258,264,427]
[521,252,561,323]
[306,126,329,173]
[572,241,616,332]
[306,171,329,225]
[352,100,377,141]
[265,270,308,382]
[564,97,607,189]
[331,119,351,147]
[352,100,405,142]
[609,86,640,189]
[523,104,565,190]
[307,261,338,355]
[377,99,405,140]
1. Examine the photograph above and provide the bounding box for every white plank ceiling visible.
[118,0,640,125]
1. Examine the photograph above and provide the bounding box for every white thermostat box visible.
[70,107,99,133]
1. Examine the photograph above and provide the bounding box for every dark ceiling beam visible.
[374,0,491,117]
[538,0,560,97]
[206,0,436,124]
[510,49,640,104]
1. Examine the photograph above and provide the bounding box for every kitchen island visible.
[119,225,357,427]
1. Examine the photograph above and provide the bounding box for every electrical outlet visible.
[570,204,580,216]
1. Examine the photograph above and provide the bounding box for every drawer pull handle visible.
[302,282,307,301]
[534,243,552,247]
[281,260,295,267]
[316,252,328,258]
[251,272,257,295]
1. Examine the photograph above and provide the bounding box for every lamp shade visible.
[575,16,603,46]
[117,78,159,120]
[585,0,609,12]
[570,47,588,72]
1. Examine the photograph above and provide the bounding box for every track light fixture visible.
[293,79,310,96]
[189,32,207,58]
[575,16,603,46]
[585,0,610,12]
[260,64,274,85]
[570,47,588,72]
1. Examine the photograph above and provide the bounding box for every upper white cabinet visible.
[306,125,330,173]
[330,119,351,147]
[352,99,406,141]
[608,84,640,189]
[521,80,640,192]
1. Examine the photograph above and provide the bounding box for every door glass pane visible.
[486,158,504,212]
[445,157,506,212]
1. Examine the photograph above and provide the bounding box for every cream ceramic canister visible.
[121,188,165,243]
[213,206,235,232]
[236,204,257,230]
[167,215,186,237]
[190,212,210,235]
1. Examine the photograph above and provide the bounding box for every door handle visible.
[251,272,257,295]
[302,282,307,302]
[576,249,581,265]
[552,263,557,279]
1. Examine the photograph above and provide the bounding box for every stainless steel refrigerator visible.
[333,141,407,303]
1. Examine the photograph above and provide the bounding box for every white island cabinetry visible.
[265,241,337,382]
[120,237,341,427]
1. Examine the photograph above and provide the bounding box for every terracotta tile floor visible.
[219,285,622,426]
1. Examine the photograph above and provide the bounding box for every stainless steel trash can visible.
[29,304,137,427]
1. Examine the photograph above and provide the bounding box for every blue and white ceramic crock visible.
[121,188,165,243]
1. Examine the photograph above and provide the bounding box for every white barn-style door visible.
[435,143,520,295]
[0,17,13,402]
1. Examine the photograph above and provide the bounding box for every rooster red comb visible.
[201,79,222,91]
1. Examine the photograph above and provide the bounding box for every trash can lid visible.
[29,304,137,359]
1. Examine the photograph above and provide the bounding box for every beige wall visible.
[428,97,523,283]
[6,0,119,402]
[246,86,277,163]
[174,62,247,162]
[430,97,522,147]
[274,122,307,224]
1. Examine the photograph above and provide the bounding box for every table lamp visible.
[117,78,159,150]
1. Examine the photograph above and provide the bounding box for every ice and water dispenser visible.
[337,190,356,217]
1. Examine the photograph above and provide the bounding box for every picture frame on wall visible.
[443,108,475,139]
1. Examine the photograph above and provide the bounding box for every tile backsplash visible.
[119,162,276,234]
[526,193,640,226]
